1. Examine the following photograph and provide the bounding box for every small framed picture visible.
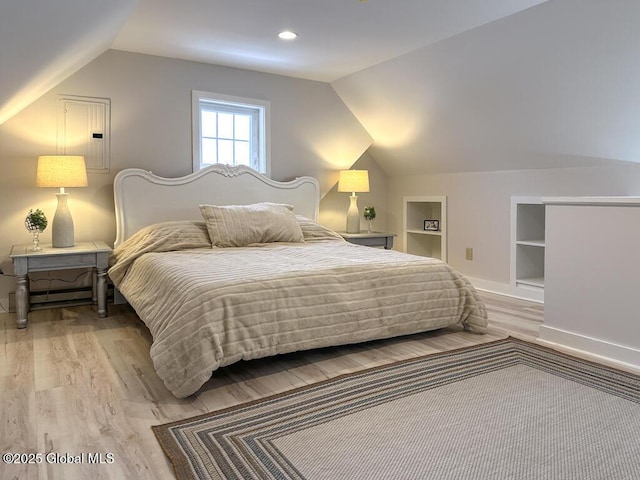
[424,219,439,231]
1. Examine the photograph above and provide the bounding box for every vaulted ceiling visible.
[3,0,640,176]
[111,0,549,83]
[332,0,640,175]
[0,0,136,124]
[0,0,547,124]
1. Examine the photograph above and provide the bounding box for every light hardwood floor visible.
[0,292,542,479]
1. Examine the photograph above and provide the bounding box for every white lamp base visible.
[52,192,75,248]
[346,194,360,233]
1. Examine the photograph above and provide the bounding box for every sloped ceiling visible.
[111,0,548,82]
[0,0,137,124]
[332,0,640,176]
[5,0,639,177]
[1,0,546,126]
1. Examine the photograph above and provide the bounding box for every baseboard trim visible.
[466,277,544,304]
[539,325,640,370]
[467,277,639,370]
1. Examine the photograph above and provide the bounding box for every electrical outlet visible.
[465,248,473,261]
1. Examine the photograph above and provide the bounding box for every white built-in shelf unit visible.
[403,196,447,262]
[510,196,545,302]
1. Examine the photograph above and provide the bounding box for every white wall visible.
[0,50,373,304]
[330,0,640,301]
[542,198,640,366]
[388,165,640,292]
[320,152,389,233]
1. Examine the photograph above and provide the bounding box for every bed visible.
[109,164,488,398]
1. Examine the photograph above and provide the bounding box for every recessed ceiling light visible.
[278,31,298,40]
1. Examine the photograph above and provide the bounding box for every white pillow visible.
[295,215,345,242]
[199,202,304,247]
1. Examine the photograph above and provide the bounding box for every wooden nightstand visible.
[9,241,112,329]
[339,232,397,250]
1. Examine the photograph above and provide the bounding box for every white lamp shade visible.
[36,155,88,188]
[338,170,370,193]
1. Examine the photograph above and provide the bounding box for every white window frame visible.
[192,90,270,175]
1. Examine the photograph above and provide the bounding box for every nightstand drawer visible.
[28,253,97,271]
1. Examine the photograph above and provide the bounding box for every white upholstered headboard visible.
[113,164,320,247]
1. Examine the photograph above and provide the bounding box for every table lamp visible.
[36,155,88,247]
[338,169,370,233]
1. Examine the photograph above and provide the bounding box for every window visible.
[192,91,270,174]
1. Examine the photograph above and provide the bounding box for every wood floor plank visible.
[1,291,548,479]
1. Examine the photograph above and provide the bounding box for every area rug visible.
[153,337,640,480]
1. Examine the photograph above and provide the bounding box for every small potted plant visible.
[25,208,48,251]
[363,206,376,233]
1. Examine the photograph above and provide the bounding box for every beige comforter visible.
[110,221,487,398]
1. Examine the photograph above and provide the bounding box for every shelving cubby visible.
[510,196,546,301]
[402,196,447,261]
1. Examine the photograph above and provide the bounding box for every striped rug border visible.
[153,336,640,480]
